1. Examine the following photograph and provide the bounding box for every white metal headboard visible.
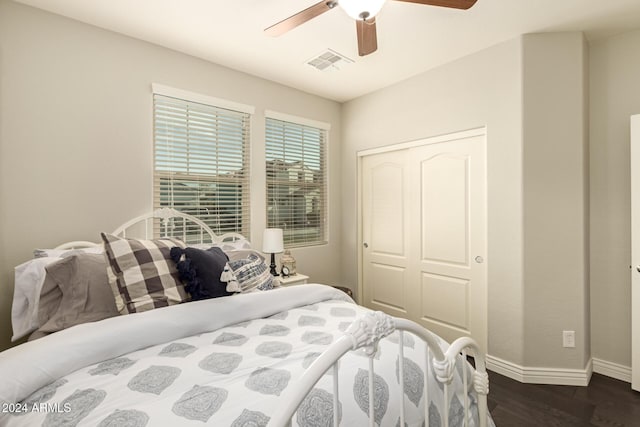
[112,207,217,242]
[54,208,247,250]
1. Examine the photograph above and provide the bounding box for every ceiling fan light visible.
[339,0,386,20]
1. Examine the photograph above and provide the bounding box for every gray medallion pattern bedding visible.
[0,285,493,427]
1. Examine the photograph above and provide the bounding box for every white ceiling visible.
[14,0,640,102]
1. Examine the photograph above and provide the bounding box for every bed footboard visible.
[269,311,489,427]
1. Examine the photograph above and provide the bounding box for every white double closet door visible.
[360,129,487,351]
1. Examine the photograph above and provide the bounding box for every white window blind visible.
[265,117,327,247]
[154,94,251,241]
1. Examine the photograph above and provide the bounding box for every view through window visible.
[265,116,327,247]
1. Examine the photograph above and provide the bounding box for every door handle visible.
[637,265,640,273]
[475,256,484,264]
[363,242,369,248]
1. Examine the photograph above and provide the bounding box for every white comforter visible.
[0,285,487,427]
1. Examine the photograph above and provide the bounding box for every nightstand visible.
[279,273,309,287]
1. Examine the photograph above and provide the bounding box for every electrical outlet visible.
[563,330,575,348]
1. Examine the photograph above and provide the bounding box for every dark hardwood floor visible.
[488,372,640,426]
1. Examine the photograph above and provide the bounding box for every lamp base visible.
[269,253,278,276]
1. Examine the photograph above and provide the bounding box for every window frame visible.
[152,85,254,241]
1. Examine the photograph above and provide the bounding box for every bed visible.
[0,208,492,427]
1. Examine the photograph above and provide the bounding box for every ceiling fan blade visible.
[356,18,378,57]
[392,0,477,10]
[265,1,337,37]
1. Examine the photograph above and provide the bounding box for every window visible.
[265,115,328,247]
[153,92,251,241]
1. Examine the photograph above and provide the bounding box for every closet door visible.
[361,149,412,318]
[409,135,486,348]
[360,130,487,351]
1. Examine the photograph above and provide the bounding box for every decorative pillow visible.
[32,253,118,339]
[170,246,232,300]
[225,252,275,293]
[101,233,188,314]
[220,264,240,293]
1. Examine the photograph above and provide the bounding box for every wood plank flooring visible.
[488,372,640,426]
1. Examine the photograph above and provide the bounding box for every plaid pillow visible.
[227,253,274,293]
[101,233,188,314]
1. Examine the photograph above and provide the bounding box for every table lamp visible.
[263,228,284,276]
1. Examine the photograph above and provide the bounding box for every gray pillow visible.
[34,253,118,338]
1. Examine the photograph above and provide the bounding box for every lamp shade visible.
[340,0,386,20]
[262,228,284,253]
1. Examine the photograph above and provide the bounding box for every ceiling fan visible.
[265,0,478,57]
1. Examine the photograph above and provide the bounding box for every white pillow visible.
[189,239,252,252]
[217,238,251,252]
[33,246,102,258]
[11,257,61,341]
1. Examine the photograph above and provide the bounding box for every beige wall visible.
[0,1,342,351]
[342,39,525,364]
[590,28,640,367]
[342,33,594,371]
[341,28,638,373]
[522,33,590,369]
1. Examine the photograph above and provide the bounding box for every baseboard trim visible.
[486,355,592,386]
[592,358,632,383]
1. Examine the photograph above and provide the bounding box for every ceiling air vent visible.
[306,49,354,72]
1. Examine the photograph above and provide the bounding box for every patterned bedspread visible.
[0,285,492,427]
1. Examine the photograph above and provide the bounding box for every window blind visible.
[154,94,251,241]
[265,117,327,247]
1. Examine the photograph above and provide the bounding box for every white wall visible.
[522,33,590,369]
[0,0,342,351]
[590,28,640,368]
[341,39,525,364]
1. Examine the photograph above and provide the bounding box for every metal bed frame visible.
[53,207,489,427]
